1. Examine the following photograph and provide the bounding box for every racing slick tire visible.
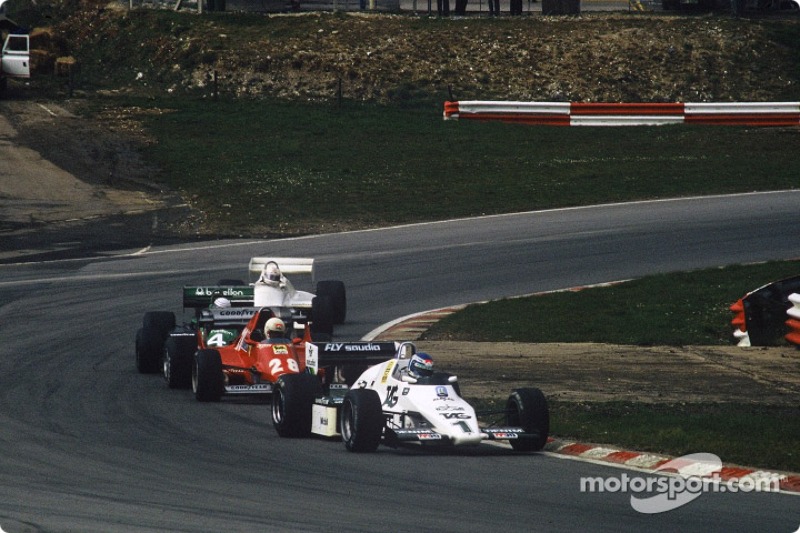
[271,373,323,438]
[506,387,550,452]
[163,334,196,389]
[135,327,163,374]
[143,311,176,336]
[316,280,346,325]
[136,312,176,374]
[192,349,224,402]
[341,389,383,453]
[311,295,335,340]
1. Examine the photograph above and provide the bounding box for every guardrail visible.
[786,293,800,347]
[729,275,800,347]
[443,101,800,127]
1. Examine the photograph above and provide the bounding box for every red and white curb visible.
[543,438,800,495]
[365,305,468,341]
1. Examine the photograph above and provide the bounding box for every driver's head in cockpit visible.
[259,261,282,287]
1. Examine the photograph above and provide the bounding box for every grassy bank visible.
[121,97,800,237]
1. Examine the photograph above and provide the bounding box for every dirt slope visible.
[38,7,800,104]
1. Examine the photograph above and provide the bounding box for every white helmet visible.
[264,317,287,338]
[260,262,282,286]
[212,297,231,309]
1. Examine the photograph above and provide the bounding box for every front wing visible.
[386,426,531,446]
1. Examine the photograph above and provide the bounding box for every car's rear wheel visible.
[506,387,549,451]
[143,311,176,334]
[163,334,196,389]
[341,389,383,453]
[311,295,335,340]
[271,373,322,438]
[136,312,176,374]
[316,280,346,324]
[192,349,224,402]
[136,327,164,374]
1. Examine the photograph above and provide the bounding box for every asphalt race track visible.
[1,191,799,532]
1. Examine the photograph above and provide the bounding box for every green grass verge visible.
[474,398,800,473]
[423,260,800,345]
[92,96,800,236]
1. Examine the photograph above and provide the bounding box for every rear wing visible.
[183,285,254,309]
[248,257,314,283]
[197,307,258,328]
[305,342,400,374]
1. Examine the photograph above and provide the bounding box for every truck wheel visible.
[311,295,335,339]
[135,326,163,374]
[506,388,549,451]
[163,334,196,389]
[271,373,322,438]
[316,280,346,324]
[192,349,224,402]
[341,389,383,453]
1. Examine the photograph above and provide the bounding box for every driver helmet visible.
[260,262,282,287]
[264,317,287,338]
[212,297,231,309]
[408,352,434,379]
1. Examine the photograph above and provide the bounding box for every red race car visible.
[135,288,320,402]
[191,308,310,402]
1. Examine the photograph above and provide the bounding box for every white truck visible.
[1,2,31,93]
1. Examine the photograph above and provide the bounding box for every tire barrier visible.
[729,275,800,347]
[786,293,800,347]
[442,101,800,127]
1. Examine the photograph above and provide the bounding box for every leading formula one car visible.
[270,341,550,453]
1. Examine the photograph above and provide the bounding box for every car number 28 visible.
[269,357,300,375]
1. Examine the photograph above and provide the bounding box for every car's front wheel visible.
[192,349,224,402]
[341,389,383,453]
[164,335,195,389]
[506,387,549,451]
[271,373,322,438]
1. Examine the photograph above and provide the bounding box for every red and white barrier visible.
[443,101,800,127]
[729,298,750,347]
